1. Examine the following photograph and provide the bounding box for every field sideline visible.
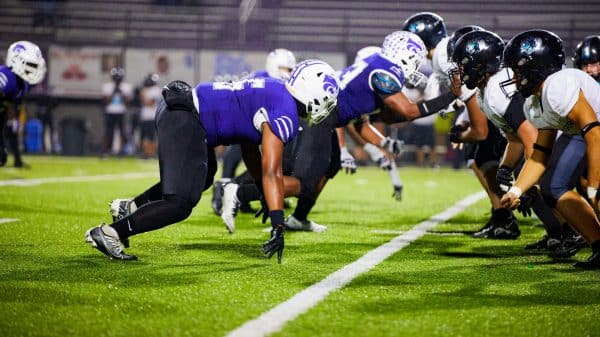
[1,156,599,337]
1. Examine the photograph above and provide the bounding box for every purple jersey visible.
[193,78,299,147]
[336,54,405,126]
[0,65,29,102]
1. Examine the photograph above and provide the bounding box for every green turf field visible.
[1,156,598,337]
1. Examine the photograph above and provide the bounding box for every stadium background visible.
[0,0,598,156]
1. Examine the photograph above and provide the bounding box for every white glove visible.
[458,85,476,102]
[379,137,403,156]
[340,147,357,174]
[363,143,391,170]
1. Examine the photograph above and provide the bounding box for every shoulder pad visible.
[370,70,402,95]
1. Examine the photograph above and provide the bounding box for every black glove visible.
[254,197,269,224]
[517,186,537,217]
[263,224,285,263]
[0,147,6,167]
[496,165,514,192]
[392,185,403,201]
[448,124,467,144]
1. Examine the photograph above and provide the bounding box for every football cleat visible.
[109,198,135,222]
[211,180,227,216]
[549,234,588,259]
[472,220,520,240]
[85,225,137,261]
[573,251,600,270]
[524,235,561,251]
[221,183,240,233]
[285,215,327,233]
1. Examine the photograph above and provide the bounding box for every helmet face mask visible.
[286,59,339,126]
[266,48,297,81]
[381,31,427,87]
[501,30,565,98]
[6,41,46,85]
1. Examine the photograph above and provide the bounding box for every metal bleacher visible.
[0,0,598,57]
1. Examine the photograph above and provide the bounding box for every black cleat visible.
[211,180,225,216]
[525,235,561,251]
[472,221,520,240]
[549,234,588,259]
[573,251,600,270]
[85,225,137,261]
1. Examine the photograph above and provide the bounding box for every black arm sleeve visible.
[416,92,456,118]
[503,93,526,132]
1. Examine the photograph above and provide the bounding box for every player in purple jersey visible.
[86,59,339,263]
[0,41,46,167]
[212,49,297,215]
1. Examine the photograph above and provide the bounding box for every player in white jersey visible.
[500,30,600,269]
[450,30,582,252]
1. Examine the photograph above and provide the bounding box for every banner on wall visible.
[197,50,346,82]
[48,45,122,97]
[125,48,195,87]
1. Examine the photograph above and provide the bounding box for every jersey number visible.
[338,60,368,89]
[212,78,265,91]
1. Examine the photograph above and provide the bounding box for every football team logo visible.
[520,37,540,55]
[466,41,481,54]
[12,44,26,53]
[408,22,425,33]
[406,38,424,54]
[322,74,339,95]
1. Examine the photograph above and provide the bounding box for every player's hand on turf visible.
[340,147,357,174]
[263,224,285,263]
[379,137,403,156]
[517,187,537,217]
[496,165,514,192]
[500,191,521,210]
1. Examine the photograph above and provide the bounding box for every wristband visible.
[507,186,522,198]
[587,186,598,200]
[269,210,285,226]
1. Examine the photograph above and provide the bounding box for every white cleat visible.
[285,215,327,233]
[221,183,240,233]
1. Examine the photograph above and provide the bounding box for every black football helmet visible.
[502,30,565,97]
[402,12,447,51]
[450,30,504,90]
[110,67,125,82]
[447,25,485,59]
[573,35,600,80]
[143,73,159,87]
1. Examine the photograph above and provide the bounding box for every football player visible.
[449,30,580,251]
[573,35,600,83]
[86,59,339,263]
[212,48,297,216]
[500,30,600,269]
[0,41,46,167]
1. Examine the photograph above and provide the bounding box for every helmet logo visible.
[322,74,338,95]
[408,22,425,33]
[407,38,424,53]
[520,37,540,55]
[12,44,26,53]
[466,41,480,54]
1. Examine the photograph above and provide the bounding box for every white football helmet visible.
[266,48,297,81]
[6,41,47,85]
[354,46,381,63]
[381,31,427,87]
[286,59,339,126]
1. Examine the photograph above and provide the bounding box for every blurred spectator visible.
[36,94,57,153]
[101,67,133,156]
[32,0,60,27]
[138,73,161,158]
[4,102,27,167]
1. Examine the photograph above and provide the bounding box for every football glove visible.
[379,137,403,156]
[263,224,285,264]
[496,165,514,192]
[363,143,391,170]
[340,147,357,174]
[517,186,538,218]
[448,124,468,144]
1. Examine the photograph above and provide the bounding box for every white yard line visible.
[0,172,157,187]
[0,218,19,224]
[226,191,487,337]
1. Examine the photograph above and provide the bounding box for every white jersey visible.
[139,85,163,121]
[102,81,133,114]
[523,68,600,135]
[478,68,515,136]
